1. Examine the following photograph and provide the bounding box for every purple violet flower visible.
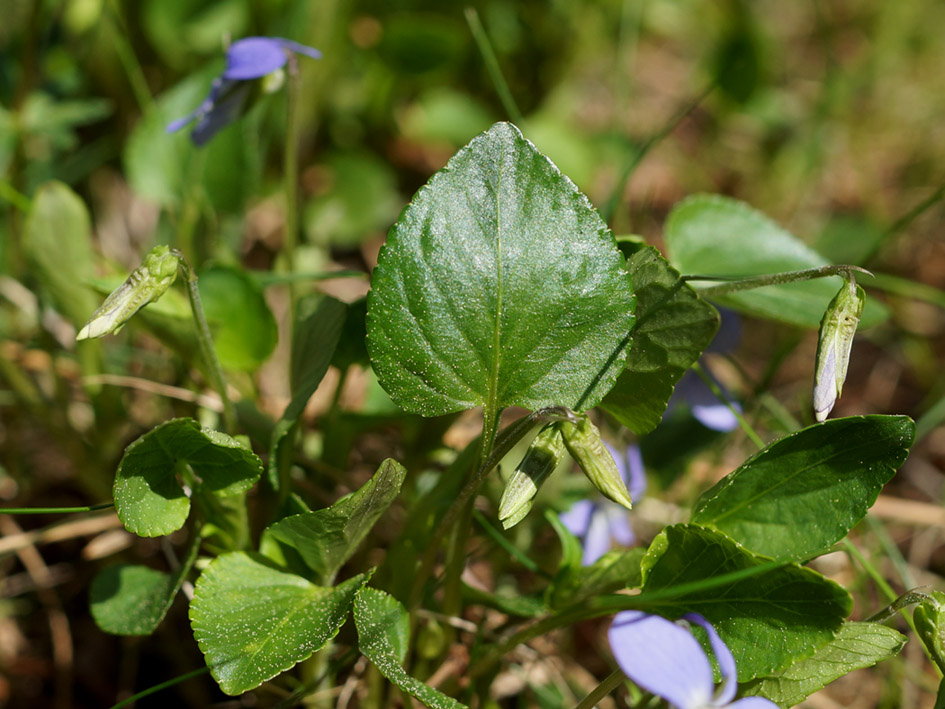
[608,611,777,708]
[559,443,646,566]
[166,37,321,146]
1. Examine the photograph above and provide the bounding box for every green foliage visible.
[354,587,466,709]
[22,181,98,328]
[601,244,720,434]
[665,195,887,328]
[89,565,178,636]
[741,622,907,707]
[113,418,262,537]
[692,416,915,560]
[190,552,370,696]
[550,548,645,609]
[640,524,852,681]
[262,459,406,585]
[366,121,635,417]
[198,264,277,371]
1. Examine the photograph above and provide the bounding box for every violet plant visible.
[9,23,945,709]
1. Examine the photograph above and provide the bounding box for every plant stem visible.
[574,669,625,709]
[691,362,764,450]
[283,58,301,291]
[1,502,113,515]
[686,264,871,298]
[601,84,712,225]
[177,256,237,434]
[465,7,524,126]
[109,667,209,709]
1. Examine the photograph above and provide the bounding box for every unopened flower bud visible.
[77,245,181,340]
[813,274,864,421]
[498,424,566,529]
[914,591,945,676]
[560,415,634,510]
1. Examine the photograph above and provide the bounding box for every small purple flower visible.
[559,443,646,566]
[167,37,321,146]
[608,611,777,708]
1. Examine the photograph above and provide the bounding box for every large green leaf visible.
[691,415,915,561]
[190,552,369,695]
[366,121,635,417]
[114,418,262,537]
[640,524,851,681]
[664,194,886,328]
[601,245,719,434]
[262,459,406,584]
[199,265,277,371]
[354,587,466,709]
[741,622,906,707]
[23,181,98,327]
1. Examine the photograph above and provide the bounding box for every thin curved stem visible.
[686,264,872,298]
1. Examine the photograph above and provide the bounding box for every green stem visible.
[601,84,712,225]
[177,256,237,434]
[105,0,154,113]
[468,559,784,678]
[283,58,301,289]
[691,362,764,450]
[109,667,209,709]
[686,264,871,298]
[472,509,548,577]
[574,669,625,709]
[0,180,31,213]
[1,502,113,515]
[841,538,897,603]
[465,7,524,126]
[408,407,579,609]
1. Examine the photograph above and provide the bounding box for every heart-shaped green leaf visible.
[113,418,263,537]
[640,524,851,681]
[691,415,915,561]
[190,552,370,695]
[262,459,406,584]
[601,245,719,434]
[367,122,635,417]
[665,194,887,328]
[354,587,466,709]
[741,622,906,707]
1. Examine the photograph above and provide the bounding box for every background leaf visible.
[268,294,347,487]
[114,418,262,537]
[354,587,466,709]
[550,548,645,609]
[23,181,98,327]
[263,459,406,584]
[640,524,851,681]
[741,622,907,707]
[89,565,176,636]
[190,552,369,695]
[601,245,719,434]
[366,121,635,417]
[664,194,887,328]
[199,264,277,371]
[691,415,915,560]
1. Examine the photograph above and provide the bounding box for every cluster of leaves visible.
[33,120,924,707]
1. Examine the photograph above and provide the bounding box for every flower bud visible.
[498,424,566,529]
[560,415,634,510]
[812,274,865,421]
[77,245,181,340]
[914,591,945,676]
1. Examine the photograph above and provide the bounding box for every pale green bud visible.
[498,424,566,529]
[914,591,945,676]
[77,246,181,340]
[813,275,865,421]
[560,415,633,510]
